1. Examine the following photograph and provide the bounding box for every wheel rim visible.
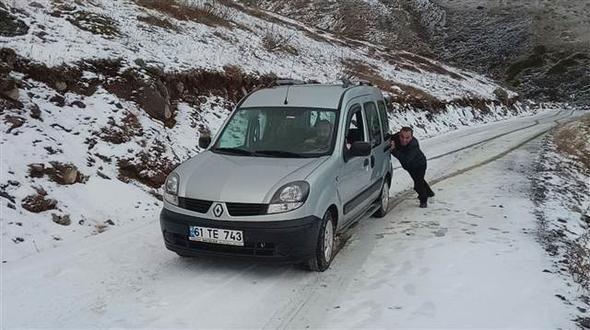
[381,182,389,211]
[323,216,334,262]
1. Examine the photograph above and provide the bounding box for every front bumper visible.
[160,208,322,262]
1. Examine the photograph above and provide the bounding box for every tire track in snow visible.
[392,110,567,171]
[271,109,578,329]
[387,110,575,209]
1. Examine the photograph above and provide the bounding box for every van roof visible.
[240,84,381,110]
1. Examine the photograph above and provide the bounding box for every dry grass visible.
[0,2,29,37]
[162,64,276,104]
[117,140,176,188]
[66,11,120,38]
[21,187,57,213]
[99,112,144,144]
[136,0,232,28]
[137,14,179,31]
[333,0,370,40]
[389,82,447,112]
[341,58,393,92]
[554,114,590,171]
[380,52,465,80]
[212,30,237,43]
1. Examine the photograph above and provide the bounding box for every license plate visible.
[188,226,244,246]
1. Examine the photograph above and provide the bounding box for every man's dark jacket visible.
[391,132,427,171]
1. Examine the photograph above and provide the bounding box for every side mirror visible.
[198,135,211,149]
[349,141,371,157]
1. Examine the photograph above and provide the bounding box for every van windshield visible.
[211,107,338,158]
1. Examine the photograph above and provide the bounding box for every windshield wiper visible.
[211,147,255,156]
[254,150,309,158]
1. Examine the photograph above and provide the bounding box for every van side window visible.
[377,100,390,135]
[364,101,382,147]
[345,104,365,148]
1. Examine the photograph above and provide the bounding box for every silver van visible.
[160,81,393,271]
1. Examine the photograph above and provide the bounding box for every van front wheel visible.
[307,209,335,272]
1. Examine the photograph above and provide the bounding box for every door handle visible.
[363,158,369,167]
[370,155,375,168]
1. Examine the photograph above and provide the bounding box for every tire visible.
[307,209,336,272]
[373,180,390,218]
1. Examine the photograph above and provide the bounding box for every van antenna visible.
[284,84,291,105]
[284,56,297,105]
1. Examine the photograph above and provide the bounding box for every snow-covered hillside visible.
[1,0,546,262]
[247,0,590,105]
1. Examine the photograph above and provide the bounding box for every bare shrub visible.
[261,25,299,55]
[568,232,590,291]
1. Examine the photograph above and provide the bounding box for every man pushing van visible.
[389,127,434,208]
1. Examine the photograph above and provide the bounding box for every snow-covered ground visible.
[2,108,587,328]
[1,0,551,263]
[2,0,589,327]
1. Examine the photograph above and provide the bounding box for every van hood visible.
[177,151,326,203]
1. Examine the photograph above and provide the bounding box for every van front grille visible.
[178,197,213,213]
[226,203,268,216]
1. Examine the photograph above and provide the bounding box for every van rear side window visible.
[364,101,382,147]
[377,101,390,135]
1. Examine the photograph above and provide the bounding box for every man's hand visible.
[389,139,396,150]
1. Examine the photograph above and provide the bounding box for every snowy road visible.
[2,109,583,328]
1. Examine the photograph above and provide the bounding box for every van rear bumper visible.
[160,208,321,262]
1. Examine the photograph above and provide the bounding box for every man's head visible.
[399,127,413,146]
[317,120,332,141]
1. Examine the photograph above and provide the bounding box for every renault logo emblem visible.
[213,204,223,217]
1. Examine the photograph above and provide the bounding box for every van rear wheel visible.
[307,209,335,272]
[373,180,390,218]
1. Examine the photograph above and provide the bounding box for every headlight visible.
[268,181,309,214]
[164,172,179,205]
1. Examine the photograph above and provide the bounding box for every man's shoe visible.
[419,200,427,208]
